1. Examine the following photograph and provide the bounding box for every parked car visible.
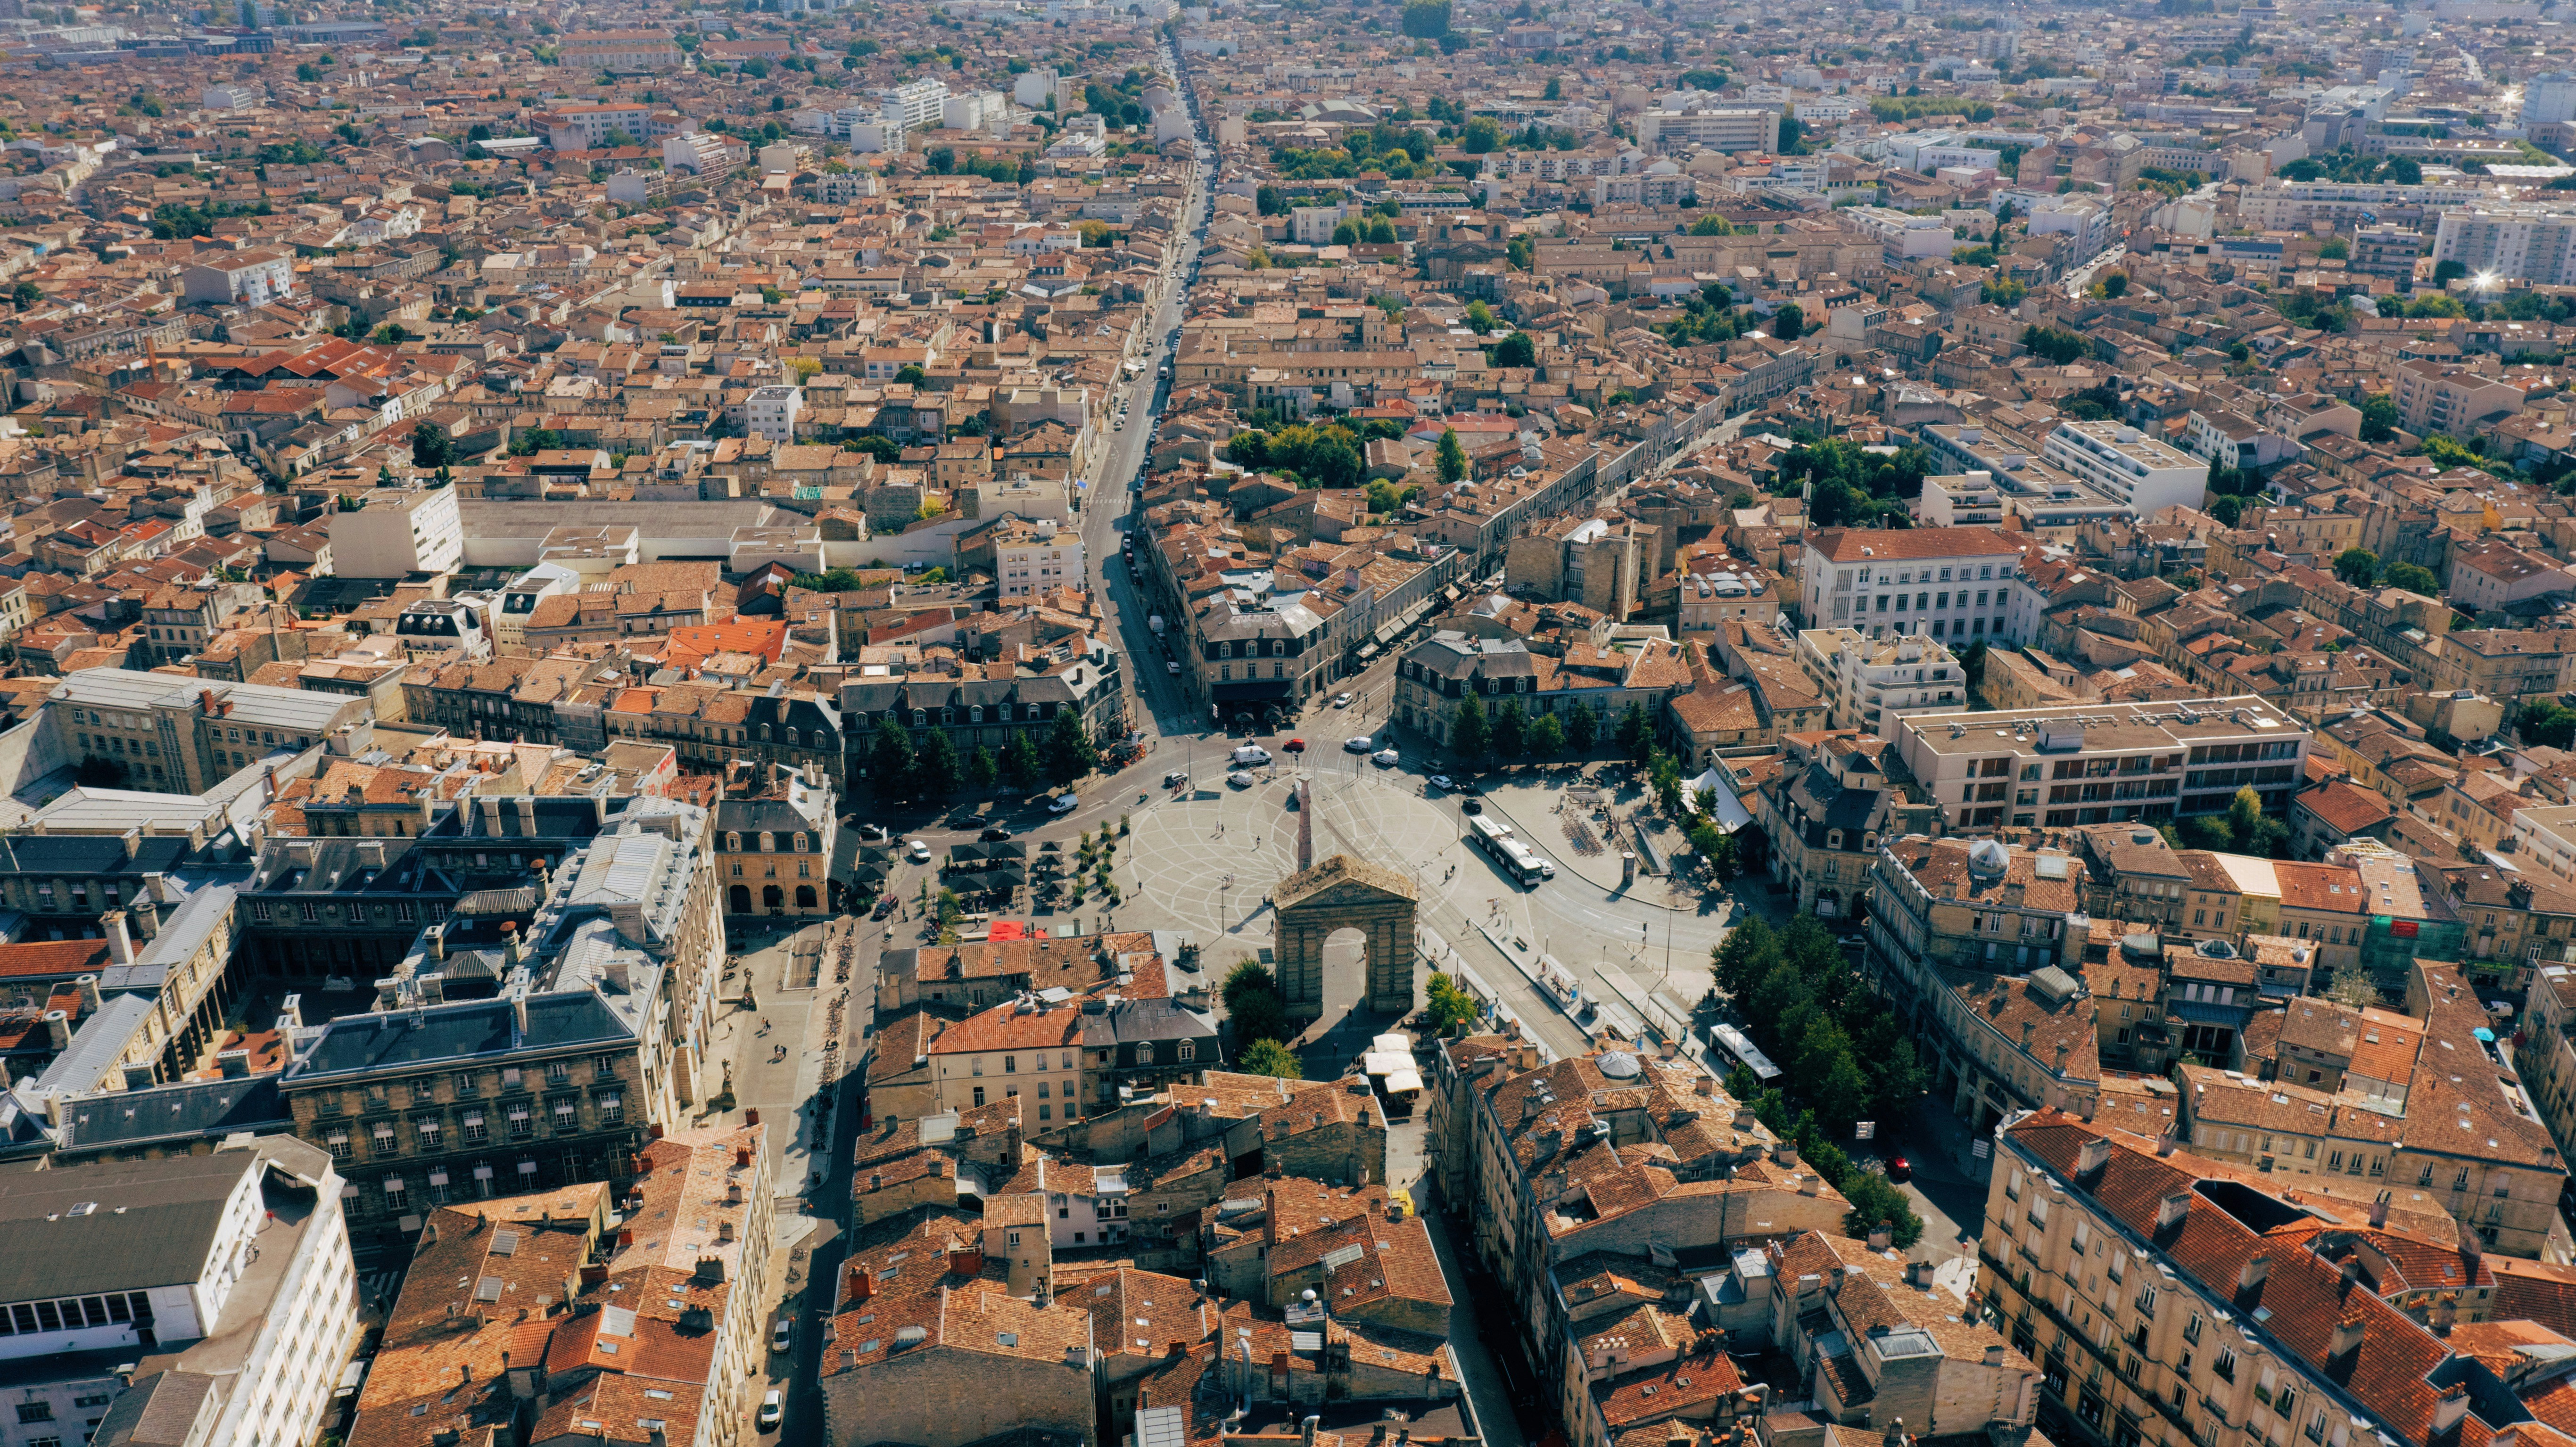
[1048,794,1080,814]
[1344,736,1375,753]
[856,823,892,844]
[1372,748,1400,767]
[872,896,898,920]
[906,839,932,863]
[759,1390,784,1431]
[1167,660,1181,674]
[1232,745,1271,766]
[1886,1156,1913,1183]
[1228,770,1256,788]
[773,1315,793,1352]
[1332,692,1354,708]
[1429,775,1453,790]
[979,825,1014,842]
[1164,769,1190,787]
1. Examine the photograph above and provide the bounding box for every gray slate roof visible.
[0,1150,253,1300]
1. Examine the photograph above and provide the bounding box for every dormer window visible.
[1135,1042,1155,1065]
[726,833,742,852]
[794,833,809,853]
[970,706,984,723]
[911,710,928,727]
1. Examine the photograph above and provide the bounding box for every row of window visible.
[361,1159,548,1209]
[0,1291,152,1339]
[253,899,446,925]
[314,1058,620,1114]
[323,1094,622,1154]
[853,702,1062,727]
[725,831,813,854]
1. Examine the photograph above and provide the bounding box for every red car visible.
[1886,1156,1913,1182]
[1284,738,1307,753]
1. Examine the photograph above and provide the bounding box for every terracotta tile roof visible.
[2007,1111,2503,1447]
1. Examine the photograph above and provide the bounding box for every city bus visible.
[1708,1023,1782,1086]
[1467,815,1552,887]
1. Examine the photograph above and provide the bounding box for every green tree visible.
[966,744,999,792]
[1527,712,1566,755]
[8,280,36,310]
[1238,1038,1304,1077]
[2384,560,2440,594]
[1449,693,1492,765]
[2332,547,2379,587]
[2020,324,2089,364]
[2227,785,2289,858]
[1771,302,1804,340]
[1491,332,1536,369]
[1702,829,1740,882]
[2360,392,2401,444]
[1615,701,1656,764]
[1331,220,1360,247]
[1689,214,1730,236]
[1044,711,1097,784]
[868,715,915,798]
[1463,300,1498,334]
[411,420,455,469]
[2523,700,2576,750]
[1564,699,1600,753]
[1492,699,1528,758]
[1424,972,1479,1033]
[1460,116,1503,153]
[1542,75,1561,100]
[2099,271,2130,297]
[914,730,963,797]
[893,363,926,385]
[2319,237,2350,260]
[1400,0,1450,36]
[1223,961,1280,1012]
[1436,427,1469,484]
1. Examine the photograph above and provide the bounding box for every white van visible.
[1232,745,1271,766]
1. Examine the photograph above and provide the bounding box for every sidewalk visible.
[1476,770,1706,914]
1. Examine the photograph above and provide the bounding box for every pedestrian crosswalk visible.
[361,1269,405,1313]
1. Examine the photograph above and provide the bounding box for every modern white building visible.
[1843,205,1957,260]
[1795,526,2030,645]
[993,516,1085,598]
[1891,696,2312,832]
[1634,102,1780,153]
[2039,421,2207,512]
[1793,627,1967,738]
[538,102,656,151]
[746,385,804,443]
[2524,70,2576,126]
[877,79,951,139]
[199,83,260,111]
[179,249,294,308]
[2434,203,2576,285]
[662,131,737,177]
[2023,196,2111,259]
[1918,471,2006,527]
[324,484,464,579]
[0,1138,358,1447]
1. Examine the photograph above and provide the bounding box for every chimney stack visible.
[2156,1191,2191,1230]
[2237,1255,2270,1296]
[2370,1191,2390,1229]
[2077,1136,2110,1176]
[100,912,132,968]
[2433,1383,2469,1439]
[2329,1312,2367,1360]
